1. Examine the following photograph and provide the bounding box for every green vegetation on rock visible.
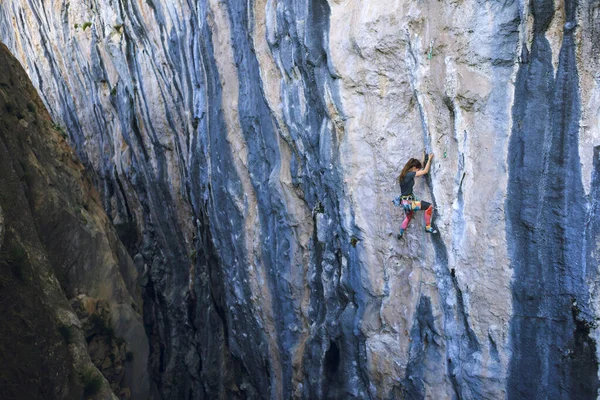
[58,324,73,344]
[0,241,30,282]
[79,368,103,396]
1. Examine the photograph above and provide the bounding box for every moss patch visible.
[79,368,103,396]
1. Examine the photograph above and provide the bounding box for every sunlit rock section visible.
[0,43,149,400]
[1,0,599,399]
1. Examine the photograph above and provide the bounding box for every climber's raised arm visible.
[415,153,434,177]
[395,155,439,238]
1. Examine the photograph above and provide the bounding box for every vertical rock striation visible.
[507,0,599,398]
[1,0,599,399]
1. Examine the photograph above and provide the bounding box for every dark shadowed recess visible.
[402,296,442,399]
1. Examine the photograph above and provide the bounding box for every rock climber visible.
[395,152,438,239]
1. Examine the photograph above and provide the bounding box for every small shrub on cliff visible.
[51,123,67,139]
[114,220,138,249]
[314,202,324,214]
[79,368,103,396]
[21,169,34,186]
[4,102,15,115]
[82,22,93,31]
[88,313,115,342]
[1,242,30,282]
[58,324,73,344]
[26,102,36,113]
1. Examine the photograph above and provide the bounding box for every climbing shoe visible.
[425,226,438,234]
[397,231,404,240]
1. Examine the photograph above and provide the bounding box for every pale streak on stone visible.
[577,8,600,194]
[547,3,566,74]
[207,0,283,398]
[580,81,600,194]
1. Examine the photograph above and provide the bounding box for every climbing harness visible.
[402,199,422,214]
[392,194,419,208]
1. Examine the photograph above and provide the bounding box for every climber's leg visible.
[401,210,414,231]
[422,201,438,234]
[420,201,432,224]
[398,210,414,239]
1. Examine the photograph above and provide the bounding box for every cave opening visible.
[324,340,340,378]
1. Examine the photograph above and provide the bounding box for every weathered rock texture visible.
[507,1,599,398]
[0,43,150,400]
[1,0,600,399]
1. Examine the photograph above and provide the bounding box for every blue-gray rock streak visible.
[507,1,599,398]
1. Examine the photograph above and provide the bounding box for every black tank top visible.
[400,171,416,196]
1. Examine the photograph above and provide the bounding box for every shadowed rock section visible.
[589,145,600,292]
[507,1,599,398]
[403,295,441,399]
[0,43,150,399]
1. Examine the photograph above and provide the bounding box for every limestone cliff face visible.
[1,0,600,399]
[0,44,150,400]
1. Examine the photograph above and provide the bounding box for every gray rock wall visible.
[507,0,599,397]
[1,0,600,398]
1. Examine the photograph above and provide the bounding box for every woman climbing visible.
[396,152,438,239]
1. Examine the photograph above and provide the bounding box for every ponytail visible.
[398,158,422,184]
